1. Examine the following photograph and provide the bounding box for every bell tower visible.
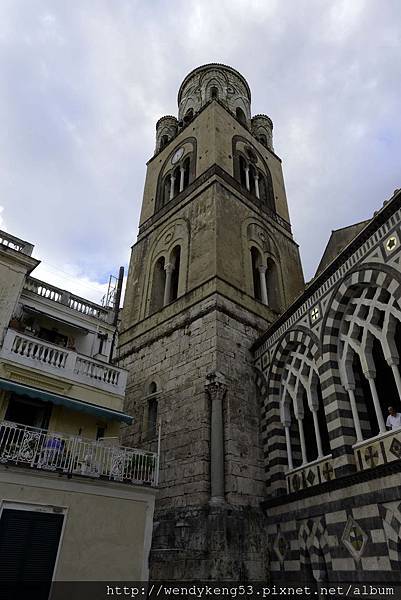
[118,64,304,580]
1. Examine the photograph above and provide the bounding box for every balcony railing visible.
[1,329,127,395]
[0,230,34,256]
[0,421,158,486]
[353,427,401,471]
[23,277,111,322]
[286,454,335,494]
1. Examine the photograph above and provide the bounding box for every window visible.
[5,395,51,430]
[160,134,169,149]
[251,247,263,302]
[210,86,219,100]
[236,107,247,126]
[0,506,64,597]
[146,382,158,439]
[170,245,181,302]
[150,256,166,313]
[184,108,193,124]
[257,134,268,147]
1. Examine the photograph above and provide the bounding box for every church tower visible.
[118,64,304,580]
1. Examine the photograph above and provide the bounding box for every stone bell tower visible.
[118,64,304,580]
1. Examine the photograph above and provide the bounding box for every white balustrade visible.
[0,421,158,486]
[1,329,127,395]
[0,230,34,255]
[23,277,110,322]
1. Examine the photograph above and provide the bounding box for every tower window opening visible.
[210,86,219,100]
[160,135,169,150]
[173,166,181,196]
[258,134,268,148]
[236,107,247,127]
[239,156,247,188]
[169,245,181,302]
[266,257,281,312]
[163,175,171,206]
[150,256,166,313]
[183,156,190,189]
[184,108,194,124]
[251,247,263,302]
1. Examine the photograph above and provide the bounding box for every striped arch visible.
[299,518,332,582]
[379,502,401,570]
[319,264,401,474]
[261,327,321,494]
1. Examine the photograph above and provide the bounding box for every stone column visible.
[205,371,227,505]
[245,165,250,191]
[297,417,307,465]
[284,425,293,470]
[388,359,401,400]
[163,263,174,306]
[364,373,386,434]
[254,173,260,199]
[344,385,363,442]
[311,408,324,458]
[169,174,175,201]
[179,166,185,192]
[258,265,268,305]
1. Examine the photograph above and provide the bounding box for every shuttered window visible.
[0,508,64,598]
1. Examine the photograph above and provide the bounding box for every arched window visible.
[170,245,181,302]
[184,108,194,124]
[257,134,268,147]
[251,247,263,302]
[210,86,219,100]
[160,135,169,149]
[338,285,401,442]
[239,155,247,188]
[173,166,181,197]
[265,257,281,312]
[183,157,190,189]
[150,256,166,313]
[163,176,171,206]
[236,107,247,127]
[280,344,330,468]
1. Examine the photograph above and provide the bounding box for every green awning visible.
[0,378,132,424]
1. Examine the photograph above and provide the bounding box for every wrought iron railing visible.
[0,421,159,486]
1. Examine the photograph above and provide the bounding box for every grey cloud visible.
[0,0,400,301]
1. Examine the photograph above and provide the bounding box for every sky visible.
[1,0,400,303]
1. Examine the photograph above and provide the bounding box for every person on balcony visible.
[386,406,401,430]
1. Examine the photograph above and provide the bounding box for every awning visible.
[0,378,132,424]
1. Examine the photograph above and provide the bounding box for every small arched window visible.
[150,256,166,313]
[251,247,263,302]
[257,134,268,148]
[160,135,169,149]
[210,86,219,100]
[184,108,194,124]
[170,245,181,302]
[183,157,190,188]
[236,107,247,127]
[266,257,281,311]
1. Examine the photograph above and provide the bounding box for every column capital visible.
[164,262,175,274]
[205,371,227,401]
[258,264,267,274]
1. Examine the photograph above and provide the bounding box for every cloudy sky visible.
[1,0,400,303]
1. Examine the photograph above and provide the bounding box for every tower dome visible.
[177,63,252,127]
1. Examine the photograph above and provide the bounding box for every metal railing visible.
[0,421,159,486]
[23,277,111,322]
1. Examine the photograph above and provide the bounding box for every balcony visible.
[0,420,158,486]
[286,454,335,494]
[0,329,127,396]
[0,230,34,256]
[353,427,401,471]
[23,277,111,322]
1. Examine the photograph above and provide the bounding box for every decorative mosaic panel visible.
[354,430,401,471]
[286,456,335,494]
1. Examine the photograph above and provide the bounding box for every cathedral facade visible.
[118,64,401,585]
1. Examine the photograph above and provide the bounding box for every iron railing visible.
[0,421,158,486]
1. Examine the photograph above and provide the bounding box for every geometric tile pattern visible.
[341,516,368,562]
[379,502,401,570]
[299,517,332,582]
